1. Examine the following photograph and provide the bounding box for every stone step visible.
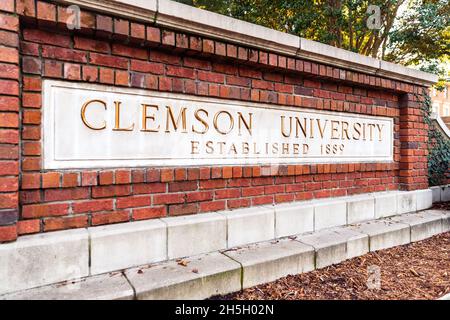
[1,209,448,300]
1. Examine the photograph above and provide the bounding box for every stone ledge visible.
[56,0,438,86]
[0,273,134,300]
[125,252,242,300]
[2,209,447,300]
[222,239,315,289]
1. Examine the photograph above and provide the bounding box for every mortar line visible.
[122,271,137,300]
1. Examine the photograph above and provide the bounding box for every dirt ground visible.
[215,231,450,300]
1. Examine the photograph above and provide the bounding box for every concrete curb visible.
[438,293,450,300]
[1,209,448,300]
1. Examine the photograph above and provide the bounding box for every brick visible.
[116,195,151,209]
[132,206,166,220]
[22,93,41,108]
[0,112,18,128]
[16,0,35,17]
[43,215,88,231]
[80,10,95,29]
[21,173,40,189]
[42,45,87,63]
[130,60,164,74]
[62,172,79,188]
[0,176,18,192]
[186,191,213,203]
[81,171,97,186]
[22,110,40,124]
[42,172,60,188]
[99,171,114,185]
[44,187,89,202]
[199,179,226,190]
[215,188,240,199]
[115,70,129,86]
[0,129,18,144]
[133,183,166,195]
[44,60,63,78]
[169,181,197,192]
[37,1,56,22]
[146,26,161,43]
[0,46,18,64]
[17,219,40,235]
[0,192,17,209]
[0,96,18,111]
[99,68,114,84]
[23,29,70,47]
[92,185,131,198]
[199,200,225,212]
[162,30,175,46]
[22,124,40,138]
[96,14,113,33]
[21,157,40,171]
[73,199,114,213]
[90,53,128,69]
[0,0,14,13]
[130,22,145,40]
[0,161,18,175]
[167,65,195,79]
[22,203,69,218]
[74,37,110,53]
[131,170,146,183]
[153,193,184,205]
[169,203,198,216]
[0,13,18,32]
[64,63,81,80]
[0,224,16,242]
[91,210,130,226]
[114,18,129,37]
[82,65,98,82]
[112,43,147,59]
[0,30,19,47]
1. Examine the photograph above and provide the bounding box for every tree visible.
[176,0,449,72]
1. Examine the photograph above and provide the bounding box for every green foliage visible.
[421,90,450,186]
[177,0,449,74]
[386,0,450,66]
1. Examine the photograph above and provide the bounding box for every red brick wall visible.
[0,0,429,241]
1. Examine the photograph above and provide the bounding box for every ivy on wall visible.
[421,90,450,186]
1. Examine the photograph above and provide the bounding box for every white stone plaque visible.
[43,80,393,169]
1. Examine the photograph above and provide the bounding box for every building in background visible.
[431,81,450,117]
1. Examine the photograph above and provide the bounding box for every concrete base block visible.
[223,239,314,289]
[0,272,134,300]
[271,203,314,238]
[416,189,433,211]
[391,212,443,242]
[430,186,441,203]
[222,206,275,248]
[162,213,226,259]
[297,228,368,269]
[314,200,347,230]
[374,192,398,218]
[397,191,417,214]
[125,252,241,300]
[443,211,450,232]
[347,195,375,224]
[89,220,167,275]
[0,229,89,295]
[350,220,410,251]
[441,185,450,202]
[422,209,450,232]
